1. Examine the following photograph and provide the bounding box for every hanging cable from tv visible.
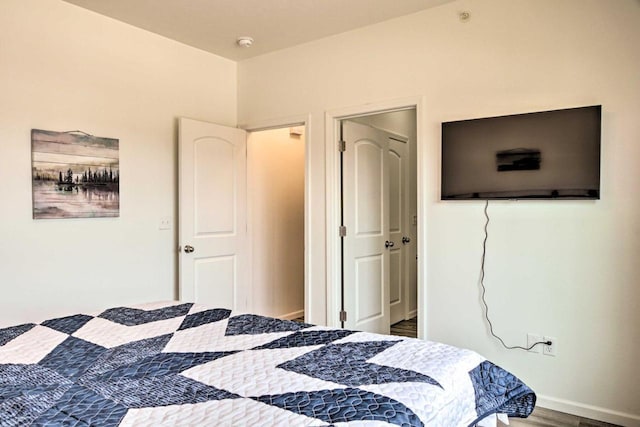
[479,200,551,351]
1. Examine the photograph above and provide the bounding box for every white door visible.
[178,118,249,311]
[388,136,409,325]
[342,121,390,334]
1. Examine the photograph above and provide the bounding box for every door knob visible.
[402,236,411,244]
[184,245,195,253]
[385,241,395,248]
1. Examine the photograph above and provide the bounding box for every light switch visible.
[159,217,172,230]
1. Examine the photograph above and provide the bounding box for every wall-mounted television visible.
[441,105,601,200]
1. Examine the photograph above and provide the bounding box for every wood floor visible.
[294,316,419,340]
[390,317,417,338]
[505,407,620,427]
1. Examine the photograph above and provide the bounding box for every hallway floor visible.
[390,317,417,338]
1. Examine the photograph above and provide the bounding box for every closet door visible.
[342,121,390,334]
[388,136,409,325]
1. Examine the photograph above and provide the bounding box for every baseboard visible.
[537,394,640,427]
[279,309,304,321]
[407,309,417,319]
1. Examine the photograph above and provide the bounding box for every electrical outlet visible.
[159,216,172,230]
[527,333,543,353]
[543,336,557,356]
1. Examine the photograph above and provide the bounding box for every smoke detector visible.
[236,36,254,48]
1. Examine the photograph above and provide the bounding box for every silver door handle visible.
[385,241,394,248]
[184,245,195,253]
[402,236,411,244]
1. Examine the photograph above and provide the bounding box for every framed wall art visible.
[31,129,119,219]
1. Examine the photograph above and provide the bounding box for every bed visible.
[0,301,535,426]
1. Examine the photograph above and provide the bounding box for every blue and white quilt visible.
[0,302,535,426]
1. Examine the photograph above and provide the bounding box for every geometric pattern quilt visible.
[0,301,535,426]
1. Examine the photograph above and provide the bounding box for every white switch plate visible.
[527,333,543,353]
[543,336,557,356]
[159,216,172,230]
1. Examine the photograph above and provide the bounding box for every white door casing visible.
[325,97,425,338]
[179,118,249,311]
[342,121,390,334]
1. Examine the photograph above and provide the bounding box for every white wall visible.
[238,0,640,423]
[248,128,305,319]
[0,0,236,326]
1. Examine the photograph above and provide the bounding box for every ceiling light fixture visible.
[236,36,254,48]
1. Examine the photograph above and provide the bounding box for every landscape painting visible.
[31,129,119,219]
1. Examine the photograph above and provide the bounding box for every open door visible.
[342,121,390,334]
[388,136,410,325]
[178,118,249,311]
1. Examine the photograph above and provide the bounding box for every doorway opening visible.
[247,125,306,321]
[337,107,418,337]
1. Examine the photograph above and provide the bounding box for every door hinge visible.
[338,140,346,152]
[339,310,347,322]
[339,225,347,237]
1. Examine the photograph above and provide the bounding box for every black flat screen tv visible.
[441,105,601,200]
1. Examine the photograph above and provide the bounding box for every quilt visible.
[0,302,535,426]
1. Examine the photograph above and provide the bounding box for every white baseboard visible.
[537,394,640,427]
[279,309,304,321]
[407,309,417,319]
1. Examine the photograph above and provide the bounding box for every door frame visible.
[325,96,427,338]
[241,114,312,320]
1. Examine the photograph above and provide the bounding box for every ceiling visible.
[62,0,456,61]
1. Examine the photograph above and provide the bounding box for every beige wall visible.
[0,0,236,325]
[248,128,305,319]
[238,0,640,423]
